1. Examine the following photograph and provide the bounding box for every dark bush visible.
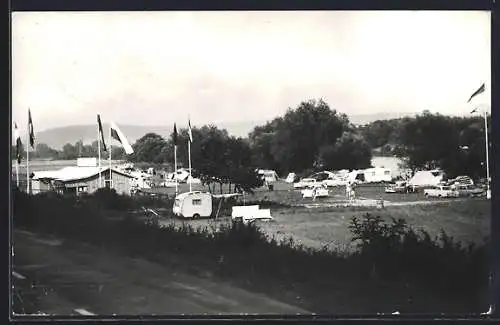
[348,213,490,297]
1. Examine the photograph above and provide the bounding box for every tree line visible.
[16,100,491,182]
[12,141,127,161]
[358,110,491,180]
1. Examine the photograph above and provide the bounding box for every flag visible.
[188,119,193,143]
[97,114,107,152]
[110,121,134,155]
[467,83,485,103]
[173,123,178,146]
[14,122,22,164]
[28,109,35,149]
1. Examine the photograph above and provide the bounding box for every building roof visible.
[33,166,135,183]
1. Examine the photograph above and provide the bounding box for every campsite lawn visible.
[146,181,430,203]
[149,180,490,253]
[159,197,490,254]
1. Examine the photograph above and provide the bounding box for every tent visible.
[408,169,444,188]
[257,169,279,182]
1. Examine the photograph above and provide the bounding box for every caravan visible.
[172,191,213,219]
[348,167,392,184]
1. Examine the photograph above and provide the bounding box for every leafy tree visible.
[249,99,368,174]
[129,133,168,163]
[395,112,491,179]
[60,143,78,160]
[35,143,59,159]
[318,132,372,170]
[165,125,262,193]
[248,119,282,172]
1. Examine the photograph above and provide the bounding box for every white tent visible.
[258,169,279,182]
[408,169,444,187]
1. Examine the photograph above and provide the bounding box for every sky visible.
[12,11,491,132]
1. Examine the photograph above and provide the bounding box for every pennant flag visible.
[110,122,134,154]
[467,83,485,103]
[14,122,22,164]
[188,119,193,143]
[173,123,178,146]
[28,109,35,149]
[97,114,107,152]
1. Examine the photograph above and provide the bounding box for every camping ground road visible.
[12,229,310,316]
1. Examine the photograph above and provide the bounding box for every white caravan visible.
[348,167,392,184]
[172,191,213,219]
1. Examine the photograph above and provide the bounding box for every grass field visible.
[147,181,491,253]
[156,181,491,253]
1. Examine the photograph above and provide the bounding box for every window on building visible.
[105,180,113,188]
[192,199,202,205]
[384,171,391,175]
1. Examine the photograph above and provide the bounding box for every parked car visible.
[293,178,318,189]
[301,184,329,198]
[385,180,413,193]
[424,185,459,198]
[455,184,485,197]
[452,176,474,186]
[322,177,347,187]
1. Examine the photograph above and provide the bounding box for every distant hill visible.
[34,113,417,150]
[35,121,263,150]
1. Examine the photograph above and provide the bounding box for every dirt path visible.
[12,229,309,316]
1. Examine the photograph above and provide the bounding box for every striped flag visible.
[28,109,35,149]
[14,122,22,164]
[173,123,178,145]
[97,114,107,152]
[188,119,193,143]
[467,83,485,103]
[110,122,134,155]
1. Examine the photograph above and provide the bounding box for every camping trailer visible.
[347,167,392,184]
[172,191,213,219]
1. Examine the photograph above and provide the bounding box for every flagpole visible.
[174,144,178,196]
[98,123,102,187]
[26,122,30,194]
[109,125,112,188]
[16,159,19,187]
[483,108,491,199]
[188,139,192,192]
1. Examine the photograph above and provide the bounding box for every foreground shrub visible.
[348,213,490,296]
